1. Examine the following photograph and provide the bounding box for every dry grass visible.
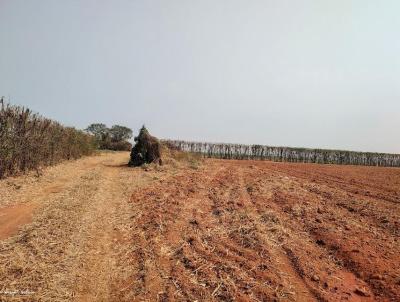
[0,152,188,301]
[1,151,398,301]
[161,143,203,170]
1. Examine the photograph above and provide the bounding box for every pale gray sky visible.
[1,1,399,153]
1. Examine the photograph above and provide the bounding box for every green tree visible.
[85,123,109,141]
[109,125,133,142]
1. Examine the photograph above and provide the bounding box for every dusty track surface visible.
[0,152,171,301]
[0,154,399,301]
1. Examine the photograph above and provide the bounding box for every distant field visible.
[1,151,398,301]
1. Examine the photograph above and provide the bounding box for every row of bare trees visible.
[164,140,400,167]
[0,100,96,178]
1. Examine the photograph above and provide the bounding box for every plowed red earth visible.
[127,159,400,302]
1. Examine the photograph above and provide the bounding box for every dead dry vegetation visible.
[0,150,399,302]
[0,150,200,302]
[126,160,399,302]
[0,100,95,179]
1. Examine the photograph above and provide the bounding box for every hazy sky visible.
[1,1,399,153]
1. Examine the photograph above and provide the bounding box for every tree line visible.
[164,140,400,167]
[0,99,95,178]
[85,123,132,151]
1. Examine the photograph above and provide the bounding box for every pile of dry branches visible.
[129,126,162,166]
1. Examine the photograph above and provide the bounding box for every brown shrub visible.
[0,99,96,178]
[102,140,132,151]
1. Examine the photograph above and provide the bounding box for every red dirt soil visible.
[125,159,400,302]
[0,202,38,240]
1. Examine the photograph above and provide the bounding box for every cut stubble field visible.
[0,152,399,301]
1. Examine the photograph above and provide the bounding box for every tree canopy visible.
[110,125,133,142]
[85,123,108,140]
[85,123,132,151]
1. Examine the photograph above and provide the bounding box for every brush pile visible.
[129,126,162,166]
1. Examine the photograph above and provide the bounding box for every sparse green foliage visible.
[85,123,132,151]
[109,125,133,142]
[85,123,109,141]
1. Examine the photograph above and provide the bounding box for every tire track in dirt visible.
[0,164,107,301]
[0,202,39,240]
[0,153,116,240]
[0,152,167,302]
[74,156,135,301]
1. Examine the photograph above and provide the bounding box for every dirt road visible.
[0,153,399,301]
[0,152,163,301]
